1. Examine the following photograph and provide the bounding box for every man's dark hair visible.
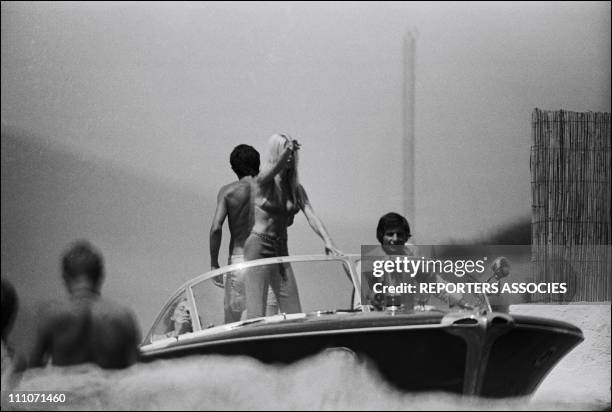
[61,240,104,286]
[376,212,411,244]
[1,278,18,340]
[230,144,260,178]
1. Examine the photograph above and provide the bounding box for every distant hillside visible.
[479,218,531,245]
[444,218,532,246]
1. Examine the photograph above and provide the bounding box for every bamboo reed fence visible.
[531,109,611,302]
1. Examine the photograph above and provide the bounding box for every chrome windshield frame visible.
[144,254,361,343]
[143,253,492,345]
[185,254,362,290]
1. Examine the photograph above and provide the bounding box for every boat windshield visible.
[189,257,357,330]
[145,255,490,342]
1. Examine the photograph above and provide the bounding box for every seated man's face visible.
[382,225,409,254]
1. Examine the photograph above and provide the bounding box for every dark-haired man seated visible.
[209,144,278,323]
[29,241,141,369]
[361,213,472,311]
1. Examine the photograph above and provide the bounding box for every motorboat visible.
[139,254,583,397]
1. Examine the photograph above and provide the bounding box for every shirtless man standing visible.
[29,241,140,369]
[210,144,277,323]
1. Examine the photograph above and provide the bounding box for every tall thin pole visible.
[403,32,416,229]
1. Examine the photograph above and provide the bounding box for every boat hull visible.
[139,310,583,397]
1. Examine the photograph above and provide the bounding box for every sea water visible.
[2,305,609,411]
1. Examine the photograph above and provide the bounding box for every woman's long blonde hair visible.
[261,133,301,208]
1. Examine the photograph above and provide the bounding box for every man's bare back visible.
[210,144,261,269]
[210,177,256,269]
[220,178,253,256]
[209,144,280,321]
[30,292,140,369]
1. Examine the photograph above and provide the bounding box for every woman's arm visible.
[257,139,300,185]
[298,185,342,255]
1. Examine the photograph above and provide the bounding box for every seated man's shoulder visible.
[33,300,78,334]
[93,298,138,324]
[92,300,140,342]
[37,299,68,320]
[37,299,62,311]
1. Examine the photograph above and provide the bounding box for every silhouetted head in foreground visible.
[61,240,104,295]
[1,278,18,342]
[230,144,260,178]
[28,239,140,369]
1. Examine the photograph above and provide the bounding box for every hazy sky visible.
[1,1,610,340]
[3,2,610,239]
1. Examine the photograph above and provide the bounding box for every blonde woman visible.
[244,133,341,318]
